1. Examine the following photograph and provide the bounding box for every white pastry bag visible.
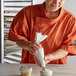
[35,32,47,68]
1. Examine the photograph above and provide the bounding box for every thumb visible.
[44,54,51,60]
[44,56,48,61]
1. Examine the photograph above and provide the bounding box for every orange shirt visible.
[8,2,76,64]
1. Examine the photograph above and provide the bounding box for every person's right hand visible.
[16,40,41,55]
[26,41,41,55]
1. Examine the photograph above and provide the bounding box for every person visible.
[8,0,76,65]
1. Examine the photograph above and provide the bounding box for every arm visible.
[44,18,76,63]
[45,49,68,64]
[16,40,31,50]
[16,40,41,55]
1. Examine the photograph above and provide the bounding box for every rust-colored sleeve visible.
[8,8,29,41]
[59,18,76,56]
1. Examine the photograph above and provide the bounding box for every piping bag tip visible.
[42,67,46,71]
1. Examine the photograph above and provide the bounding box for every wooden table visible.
[0,63,76,76]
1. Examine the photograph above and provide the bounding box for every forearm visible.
[16,40,41,55]
[16,40,30,50]
[51,49,68,60]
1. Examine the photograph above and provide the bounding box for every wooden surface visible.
[0,63,76,76]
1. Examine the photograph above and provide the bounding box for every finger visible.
[30,43,38,51]
[33,41,41,48]
[44,56,48,61]
[35,41,41,47]
[31,41,41,51]
[29,44,40,54]
[28,48,36,55]
[29,44,36,51]
[45,61,49,64]
[45,59,50,64]
[33,44,40,50]
[44,54,51,60]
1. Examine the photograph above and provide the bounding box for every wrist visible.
[49,54,54,61]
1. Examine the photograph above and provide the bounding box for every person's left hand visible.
[44,54,54,64]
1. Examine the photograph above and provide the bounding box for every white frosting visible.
[40,69,53,76]
[20,65,32,73]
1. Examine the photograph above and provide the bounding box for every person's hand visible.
[34,56,41,67]
[16,40,41,55]
[44,54,54,64]
[27,41,41,55]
